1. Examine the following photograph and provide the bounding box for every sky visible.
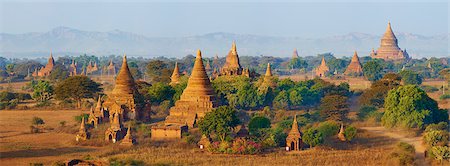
[0,0,448,38]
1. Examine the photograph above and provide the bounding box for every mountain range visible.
[0,26,448,59]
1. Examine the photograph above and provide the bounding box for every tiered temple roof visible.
[344,51,363,76]
[371,22,410,61]
[33,53,55,77]
[286,115,302,151]
[107,60,116,76]
[165,50,218,127]
[315,57,329,77]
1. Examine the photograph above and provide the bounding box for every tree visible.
[431,146,450,164]
[359,73,401,107]
[273,90,290,110]
[31,80,53,102]
[319,95,349,122]
[233,82,264,110]
[55,76,102,108]
[48,64,69,81]
[147,82,175,104]
[382,85,449,129]
[423,130,449,147]
[399,70,422,85]
[198,106,240,142]
[145,60,171,83]
[248,116,271,137]
[363,59,384,82]
[302,128,324,148]
[289,57,307,70]
[128,61,143,80]
[277,78,295,91]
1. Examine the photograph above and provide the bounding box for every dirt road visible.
[361,126,427,166]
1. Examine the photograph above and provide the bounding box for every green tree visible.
[431,146,450,164]
[289,57,308,70]
[302,128,324,148]
[363,59,384,82]
[31,80,53,102]
[399,70,422,85]
[319,95,349,122]
[248,116,271,137]
[48,64,69,81]
[359,73,401,107]
[55,76,102,108]
[145,60,171,83]
[147,82,175,104]
[273,90,290,110]
[423,130,449,147]
[233,82,264,109]
[128,61,143,80]
[277,78,295,91]
[198,106,240,142]
[382,85,449,129]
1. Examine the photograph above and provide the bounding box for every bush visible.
[302,128,324,148]
[425,122,448,132]
[421,85,439,93]
[316,121,339,138]
[32,117,45,126]
[423,130,449,147]
[74,114,89,123]
[208,139,262,155]
[109,158,145,166]
[430,146,450,164]
[344,126,357,141]
[389,142,415,165]
[248,116,271,137]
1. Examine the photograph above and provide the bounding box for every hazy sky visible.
[0,0,448,37]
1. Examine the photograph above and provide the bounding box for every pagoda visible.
[33,53,55,77]
[107,60,116,76]
[292,49,299,59]
[219,41,250,77]
[315,57,329,77]
[344,51,363,76]
[170,62,181,86]
[76,117,88,141]
[120,124,135,146]
[103,54,143,121]
[104,113,123,143]
[371,22,410,61]
[286,115,302,151]
[164,50,218,127]
[69,60,78,76]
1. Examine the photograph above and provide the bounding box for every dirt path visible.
[361,126,427,166]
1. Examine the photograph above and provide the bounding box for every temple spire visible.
[170,62,181,85]
[292,49,299,59]
[112,54,136,95]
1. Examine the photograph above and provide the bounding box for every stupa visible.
[33,53,55,77]
[86,61,99,75]
[259,63,276,91]
[76,117,88,141]
[164,50,218,127]
[286,115,302,151]
[338,124,346,141]
[371,22,410,61]
[107,60,116,76]
[170,62,181,86]
[315,57,329,77]
[292,49,299,59]
[69,60,78,76]
[104,113,122,143]
[120,124,135,146]
[344,51,363,76]
[103,54,143,121]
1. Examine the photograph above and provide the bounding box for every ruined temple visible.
[164,50,218,127]
[104,112,122,143]
[33,53,55,77]
[170,62,181,86]
[370,22,410,61]
[103,55,143,121]
[219,41,250,77]
[86,61,99,75]
[315,57,329,77]
[286,115,302,151]
[344,51,363,76]
[88,96,104,128]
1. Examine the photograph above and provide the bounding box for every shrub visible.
[425,122,448,132]
[430,146,450,164]
[421,85,439,93]
[316,121,339,137]
[248,116,271,137]
[423,130,449,147]
[344,126,357,141]
[59,121,66,127]
[109,158,145,166]
[74,114,89,123]
[32,117,45,126]
[389,142,415,165]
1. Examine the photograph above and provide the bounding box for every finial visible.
[196,49,202,58]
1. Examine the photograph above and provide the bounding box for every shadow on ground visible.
[0,147,94,158]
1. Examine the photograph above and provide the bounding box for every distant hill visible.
[0,26,448,58]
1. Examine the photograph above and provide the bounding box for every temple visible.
[120,124,135,146]
[370,22,410,61]
[104,112,123,143]
[33,53,55,77]
[344,51,363,76]
[75,117,88,142]
[69,60,78,76]
[103,55,143,121]
[152,50,218,139]
[106,60,116,76]
[286,115,302,151]
[218,42,250,77]
[259,63,276,91]
[86,61,99,75]
[292,49,299,59]
[170,62,181,86]
[315,57,329,77]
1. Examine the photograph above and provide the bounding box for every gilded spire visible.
[112,54,136,95]
[265,63,272,77]
[170,62,181,85]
